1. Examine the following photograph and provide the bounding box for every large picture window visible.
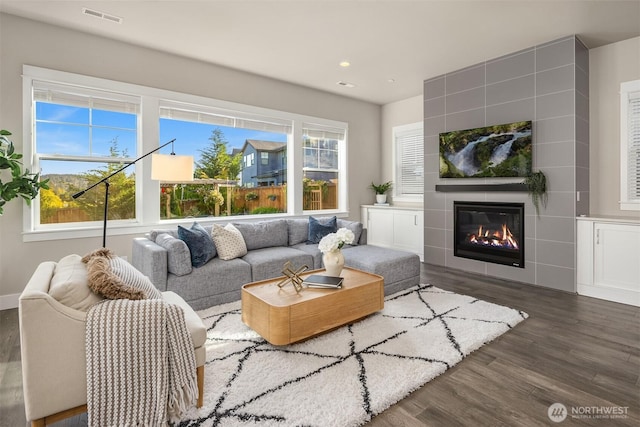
[33,82,140,225]
[158,102,291,218]
[22,66,348,240]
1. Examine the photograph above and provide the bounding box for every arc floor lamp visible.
[72,138,193,248]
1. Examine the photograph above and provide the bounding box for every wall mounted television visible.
[439,120,532,178]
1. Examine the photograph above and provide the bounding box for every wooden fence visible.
[43,183,338,223]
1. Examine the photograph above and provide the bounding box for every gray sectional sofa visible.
[132,217,420,310]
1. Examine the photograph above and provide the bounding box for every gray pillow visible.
[307,216,337,244]
[287,219,309,246]
[149,228,179,241]
[178,222,217,267]
[155,234,193,276]
[337,219,364,246]
[233,220,288,250]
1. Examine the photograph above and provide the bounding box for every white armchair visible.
[19,259,206,427]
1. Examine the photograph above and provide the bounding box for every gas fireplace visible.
[454,201,525,268]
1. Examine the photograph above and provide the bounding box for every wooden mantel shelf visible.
[435,183,528,192]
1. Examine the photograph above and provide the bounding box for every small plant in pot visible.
[0,129,49,215]
[370,181,392,204]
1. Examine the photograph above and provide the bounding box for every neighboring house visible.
[240,140,287,187]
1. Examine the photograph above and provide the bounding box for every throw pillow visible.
[211,223,248,260]
[149,228,179,241]
[178,222,217,267]
[307,215,337,244]
[81,248,162,300]
[155,234,192,276]
[49,254,104,311]
[286,219,309,246]
[337,219,364,246]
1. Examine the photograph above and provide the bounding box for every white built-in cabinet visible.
[577,216,640,306]
[361,205,424,261]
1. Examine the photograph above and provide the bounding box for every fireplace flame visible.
[467,223,519,249]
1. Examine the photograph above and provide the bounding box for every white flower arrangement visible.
[318,227,355,254]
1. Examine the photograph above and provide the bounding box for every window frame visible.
[392,121,424,203]
[32,82,142,228]
[301,123,346,212]
[620,79,640,211]
[22,65,348,242]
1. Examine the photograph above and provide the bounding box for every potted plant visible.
[370,181,392,204]
[524,171,547,217]
[245,191,259,202]
[0,129,49,215]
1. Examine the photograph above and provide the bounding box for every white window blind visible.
[302,124,346,141]
[620,80,640,210]
[159,101,292,134]
[33,80,140,114]
[394,122,424,197]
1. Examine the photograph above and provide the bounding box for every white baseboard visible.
[577,283,640,307]
[0,293,20,311]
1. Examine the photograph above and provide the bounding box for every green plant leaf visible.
[0,130,47,215]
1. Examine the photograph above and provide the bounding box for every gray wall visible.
[0,13,381,302]
[423,36,589,292]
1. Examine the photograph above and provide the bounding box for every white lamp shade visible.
[151,154,194,181]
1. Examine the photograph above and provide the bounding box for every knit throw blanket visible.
[86,299,198,426]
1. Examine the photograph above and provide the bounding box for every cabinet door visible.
[594,223,640,291]
[392,210,423,255]
[366,209,394,247]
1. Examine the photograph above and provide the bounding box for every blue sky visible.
[159,119,286,157]
[36,103,287,175]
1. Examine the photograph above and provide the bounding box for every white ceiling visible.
[1,0,639,105]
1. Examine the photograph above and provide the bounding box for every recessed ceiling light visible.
[339,61,351,68]
[336,81,356,88]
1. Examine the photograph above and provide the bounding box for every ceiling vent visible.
[82,7,123,24]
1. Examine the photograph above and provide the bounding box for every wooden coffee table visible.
[241,267,384,345]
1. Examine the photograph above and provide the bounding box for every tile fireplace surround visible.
[423,35,589,293]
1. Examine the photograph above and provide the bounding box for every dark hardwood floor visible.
[1,264,638,426]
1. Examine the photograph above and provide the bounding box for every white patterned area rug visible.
[178,284,528,427]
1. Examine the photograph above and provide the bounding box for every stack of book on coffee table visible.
[302,274,343,289]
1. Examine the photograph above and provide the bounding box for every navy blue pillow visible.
[307,216,337,244]
[177,222,216,267]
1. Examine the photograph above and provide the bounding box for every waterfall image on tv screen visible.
[439,121,532,178]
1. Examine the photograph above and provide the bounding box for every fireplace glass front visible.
[454,201,524,268]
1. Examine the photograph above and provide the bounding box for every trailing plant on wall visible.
[0,130,49,215]
[524,171,547,217]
